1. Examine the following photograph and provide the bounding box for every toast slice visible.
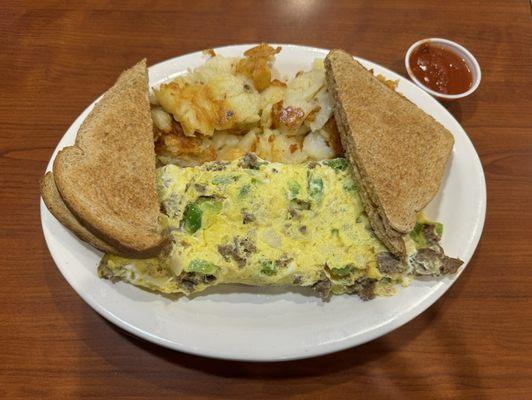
[41,172,124,255]
[53,60,165,258]
[325,50,454,257]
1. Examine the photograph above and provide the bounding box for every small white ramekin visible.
[405,38,481,101]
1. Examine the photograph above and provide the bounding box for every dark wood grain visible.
[1,1,531,399]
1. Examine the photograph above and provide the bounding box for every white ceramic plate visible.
[41,44,486,361]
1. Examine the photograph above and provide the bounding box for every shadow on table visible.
[119,327,394,377]
[100,300,436,379]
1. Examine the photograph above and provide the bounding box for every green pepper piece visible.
[183,203,202,234]
[410,222,428,248]
[187,259,219,275]
[325,158,348,172]
[435,222,444,236]
[183,197,223,234]
[212,175,238,185]
[307,174,324,203]
[239,183,252,198]
[290,199,311,211]
[330,265,353,277]
[260,260,277,276]
[287,180,300,200]
[343,182,358,193]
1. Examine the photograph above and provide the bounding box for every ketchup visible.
[409,43,473,95]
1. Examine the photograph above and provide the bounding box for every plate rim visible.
[40,43,486,361]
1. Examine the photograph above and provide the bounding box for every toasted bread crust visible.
[341,148,407,255]
[41,172,124,255]
[53,60,164,258]
[325,50,454,256]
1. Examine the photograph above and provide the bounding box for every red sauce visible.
[409,43,473,95]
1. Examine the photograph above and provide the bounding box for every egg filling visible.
[99,155,457,300]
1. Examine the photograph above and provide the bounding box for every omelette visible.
[98,155,459,300]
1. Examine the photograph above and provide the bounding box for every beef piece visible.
[217,235,257,268]
[98,259,122,283]
[275,254,293,269]
[205,161,228,171]
[239,236,257,254]
[440,255,463,274]
[412,248,462,275]
[238,153,260,169]
[288,199,311,219]
[415,247,441,262]
[412,248,442,275]
[349,278,376,301]
[358,280,376,301]
[288,208,300,219]
[179,272,199,291]
[217,244,234,262]
[312,279,332,298]
[194,183,206,193]
[161,193,181,216]
[202,274,217,284]
[422,224,441,246]
[291,199,311,210]
[242,210,256,224]
[233,253,247,268]
[376,252,405,274]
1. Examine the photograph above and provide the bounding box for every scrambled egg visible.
[99,156,421,299]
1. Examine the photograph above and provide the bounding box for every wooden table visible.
[2,1,531,398]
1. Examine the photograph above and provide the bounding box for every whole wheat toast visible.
[41,172,124,255]
[325,50,454,256]
[52,60,164,258]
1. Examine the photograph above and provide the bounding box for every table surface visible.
[1,1,531,399]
